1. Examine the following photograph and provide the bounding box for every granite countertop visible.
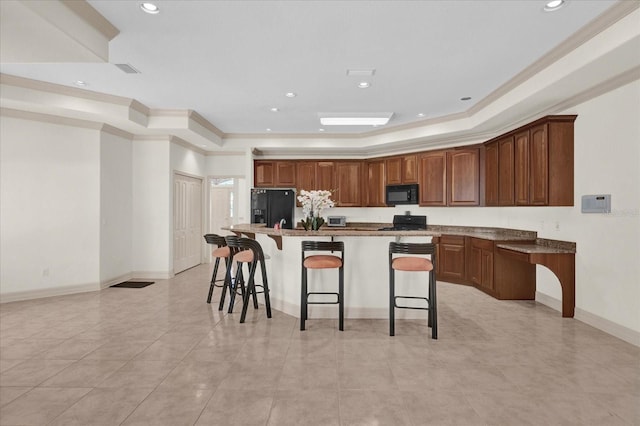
[225,223,538,241]
[497,238,576,254]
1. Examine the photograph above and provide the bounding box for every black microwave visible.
[386,184,419,206]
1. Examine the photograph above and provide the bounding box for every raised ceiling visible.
[1,0,639,155]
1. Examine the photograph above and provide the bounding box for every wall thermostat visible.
[581,194,611,213]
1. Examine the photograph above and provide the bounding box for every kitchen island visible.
[223,223,576,319]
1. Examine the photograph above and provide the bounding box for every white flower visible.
[297,189,334,218]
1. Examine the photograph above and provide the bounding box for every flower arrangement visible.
[297,189,335,231]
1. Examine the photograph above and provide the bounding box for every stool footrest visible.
[306,292,339,305]
[394,295,431,310]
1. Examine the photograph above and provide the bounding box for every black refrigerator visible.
[251,188,296,229]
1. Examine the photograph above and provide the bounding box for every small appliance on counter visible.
[326,216,347,227]
[250,188,295,229]
[386,183,419,206]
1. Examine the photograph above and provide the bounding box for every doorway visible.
[209,177,247,235]
[173,173,203,274]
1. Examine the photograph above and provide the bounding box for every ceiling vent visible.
[114,63,141,74]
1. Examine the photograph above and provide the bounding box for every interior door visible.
[174,173,203,274]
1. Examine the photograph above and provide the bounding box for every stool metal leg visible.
[207,257,221,304]
[389,267,395,337]
[217,258,231,311]
[430,272,438,339]
[261,259,272,318]
[239,261,257,323]
[338,265,344,331]
[228,263,245,314]
[300,266,307,330]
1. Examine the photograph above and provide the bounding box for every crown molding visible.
[0,106,102,130]
[61,0,119,40]
[100,124,133,140]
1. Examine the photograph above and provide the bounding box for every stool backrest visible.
[204,234,227,247]
[389,242,436,256]
[237,238,265,261]
[302,241,344,257]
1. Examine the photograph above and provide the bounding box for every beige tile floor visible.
[0,264,638,425]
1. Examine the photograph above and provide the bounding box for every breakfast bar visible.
[225,223,577,319]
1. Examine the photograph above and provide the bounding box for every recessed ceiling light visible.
[270,107,279,112]
[417,113,426,117]
[460,96,472,101]
[544,0,565,11]
[318,128,325,132]
[285,92,296,98]
[74,80,87,86]
[266,128,272,132]
[357,81,371,89]
[140,2,159,14]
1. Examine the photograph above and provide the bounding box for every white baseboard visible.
[0,282,100,304]
[131,271,173,280]
[536,291,640,347]
[100,273,132,290]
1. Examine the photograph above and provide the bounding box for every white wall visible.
[131,139,171,277]
[0,116,100,300]
[99,130,132,284]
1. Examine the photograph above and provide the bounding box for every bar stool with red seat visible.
[203,234,231,310]
[301,240,345,331]
[233,238,272,323]
[389,241,437,339]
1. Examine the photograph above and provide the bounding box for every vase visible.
[300,216,324,231]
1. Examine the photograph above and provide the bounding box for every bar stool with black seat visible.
[301,241,345,331]
[389,242,437,339]
[230,238,273,323]
[203,234,231,309]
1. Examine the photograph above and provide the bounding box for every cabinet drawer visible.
[440,235,465,245]
[471,238,493,251]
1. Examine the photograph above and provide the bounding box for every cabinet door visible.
[447,148,480,206]
[402,154,418,183]
[296,162,316,192]
[514,130,530,205]
[440,238,466,281]
[316,161,335,191]
[385,157,402,185]
[335,161,362,206]
[366,160,386,207]
[469,245,482,285]
[419,151,447,206]
[275,161,296,187]
[485,142,499,206]
[481,250,494,290]
[254,161,275,187]
[529,123,549,205]
[498,137,515,206]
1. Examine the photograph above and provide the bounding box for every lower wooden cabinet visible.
[469,238,494,291]
[438,235,466,283]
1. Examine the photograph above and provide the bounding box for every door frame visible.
[172,170,205,275]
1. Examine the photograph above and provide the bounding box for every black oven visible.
[386,184,419,206]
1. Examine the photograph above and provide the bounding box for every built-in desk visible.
[496,239,576,318]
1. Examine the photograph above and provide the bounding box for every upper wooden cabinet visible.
[498,137,515,206]
[419,151,447,206]
[254,160,297,188]
[275,161,296,187]
[296,162,316,192]
[335,161,362,207]
[385,154,418,185]
[316,161,336,191]
[447,148,480,206]
[254,161,275,187]
[485,142,499,206]
[484,115,575,206]
[419,148,479,207]
[365,160,386,207]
